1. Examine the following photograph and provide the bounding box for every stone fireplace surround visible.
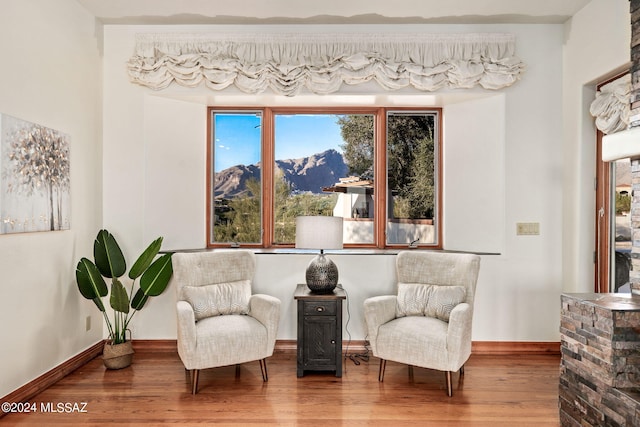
[560,293,640,426]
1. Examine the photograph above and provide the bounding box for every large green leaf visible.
[128,237,163,280]
[109,278,130,314]
[131,289,149,310]
[91,297,105,312]
[139,253,174,297]
[94,229,126,279]
[76,258,108,313]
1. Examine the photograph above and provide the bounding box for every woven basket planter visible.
[103,341,134,369]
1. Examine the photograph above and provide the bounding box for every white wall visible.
[444,94,505,254]
[102,23,568,343]
[0,0,102,397]
[562,0,631,292]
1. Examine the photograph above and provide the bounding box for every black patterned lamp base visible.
[305,253,338,294]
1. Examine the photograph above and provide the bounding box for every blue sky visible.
[213,113,345,171]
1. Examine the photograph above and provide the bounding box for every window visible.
[612,159,631,292]
[209,111,262,245]
[386,112,439,246]
[207,107,441,249]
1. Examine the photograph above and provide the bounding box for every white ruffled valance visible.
[127,32,525,96]
[590,74,631,135]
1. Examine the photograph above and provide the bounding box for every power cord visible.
[337,284,370,366]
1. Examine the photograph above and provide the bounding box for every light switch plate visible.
[516,222,540,235]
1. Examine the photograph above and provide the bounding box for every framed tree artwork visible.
[0,114,70,234]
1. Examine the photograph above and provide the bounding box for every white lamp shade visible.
[295,216,343,250]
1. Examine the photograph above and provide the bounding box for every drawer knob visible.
[316,306,324,312]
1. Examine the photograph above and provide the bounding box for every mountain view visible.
[214,149,348,199]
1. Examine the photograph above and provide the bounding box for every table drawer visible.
[303,301,336,316]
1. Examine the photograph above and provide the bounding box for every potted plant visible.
[75,229,174,369]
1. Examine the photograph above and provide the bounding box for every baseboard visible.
[471,341,560,355]
[274,339,370,354]
[134,339,372,354]
[131,339,177,352]
[0,340,104,418]
[274,339,297,353]
[276,340,560,355]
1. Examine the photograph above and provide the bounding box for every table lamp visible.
[295,216,343,294]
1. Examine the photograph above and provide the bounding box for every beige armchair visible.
[172,250,281,394]
[364,251,480,396]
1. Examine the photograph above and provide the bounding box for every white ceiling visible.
[75,0,593,25]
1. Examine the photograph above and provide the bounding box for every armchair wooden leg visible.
[408,365,414,380]
[236,364,241,377]
[445,371,453,397]
[191,369,200,395]
[460,365,465,376]
[259,359,268,382]
[378,359,387,382]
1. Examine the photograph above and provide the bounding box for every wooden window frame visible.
[207,106,442,250]
[595,126,610,293]
[594,71,630,293]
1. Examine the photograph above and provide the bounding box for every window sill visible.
[166,247,500,256]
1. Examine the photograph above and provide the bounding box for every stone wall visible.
[560,293,640,426]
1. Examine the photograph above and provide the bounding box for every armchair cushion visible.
[377,316,449,368]
[182,279,251,321]
[396,283,466,321]
[190,314,269,369]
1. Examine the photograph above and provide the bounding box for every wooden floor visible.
[3,348,561,426]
